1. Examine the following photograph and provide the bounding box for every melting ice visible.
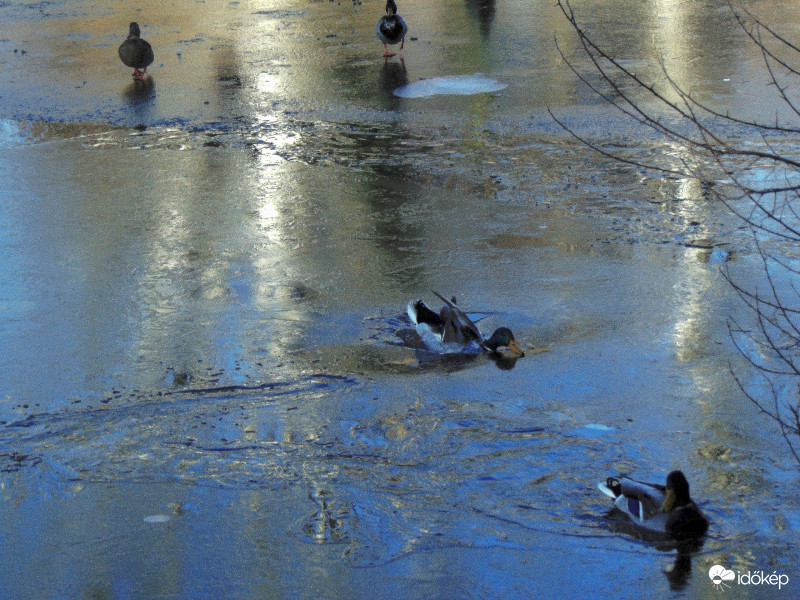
[394,73,507,98]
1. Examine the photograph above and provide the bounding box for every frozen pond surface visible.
[1,0,800,598]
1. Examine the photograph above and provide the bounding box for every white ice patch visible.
[709,247,730,264]
[144,514,171,523]
[394,73,506,98]
[583,423,614,431]
[0,119,25,147]
[573,423,615,438]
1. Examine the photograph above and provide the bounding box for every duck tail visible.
[598,477,622,499]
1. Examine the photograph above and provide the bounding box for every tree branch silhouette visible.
[555,0,800,465]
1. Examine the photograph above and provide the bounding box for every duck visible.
[598,470,709,540]
[376,0,408,58]
[407,291,524,357]
[119,22,154,80]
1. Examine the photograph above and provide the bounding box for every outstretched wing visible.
[432,291,483,344]
[407,300,444,335]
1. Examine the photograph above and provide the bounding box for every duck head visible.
[128,22,142,39]
[483,327,524,357]
[660,470,692,512]
[385,0,398,15]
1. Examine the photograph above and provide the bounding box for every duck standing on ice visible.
[119,22,154,80]
[376,0,408,57]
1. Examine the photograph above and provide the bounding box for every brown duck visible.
[118,22,154,80]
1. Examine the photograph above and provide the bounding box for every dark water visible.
[1,0,799,598]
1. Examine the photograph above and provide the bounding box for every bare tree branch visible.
[555,0,800,466]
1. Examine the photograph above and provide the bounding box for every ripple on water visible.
[294,396,628,567]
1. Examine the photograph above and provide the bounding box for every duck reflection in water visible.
[598,509,705,590]
[379,56,408,108]
[465,0,496,39]
[122,76,155,105]
[664,542,704,591]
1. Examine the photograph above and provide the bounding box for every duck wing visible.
[407,298,453,351]
[620,477,665,519]
[119,38,154,69]
[598,476,667,528]
[432,291,483,345]
[407,299,444,335]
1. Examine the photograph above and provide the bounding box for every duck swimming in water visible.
[376,0,408,58]
[407,291,524,356]
[119,22,154,80]
[598,470,709,540]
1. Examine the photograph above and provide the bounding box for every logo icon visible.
[709,565,736,590]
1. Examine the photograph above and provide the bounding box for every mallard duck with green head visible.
[377,0,408,57]
[119,22,154,80]
[407,291,524,357]
[598,470,709,540]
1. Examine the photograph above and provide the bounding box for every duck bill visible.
[507,340,525,357]
[661,488,677,513]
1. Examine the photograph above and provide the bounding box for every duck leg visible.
[400,36,405,50]
[382,43,395,57]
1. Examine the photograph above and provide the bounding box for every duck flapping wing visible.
[432,291,483,345]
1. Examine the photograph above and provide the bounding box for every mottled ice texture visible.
[394,74,507,98]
